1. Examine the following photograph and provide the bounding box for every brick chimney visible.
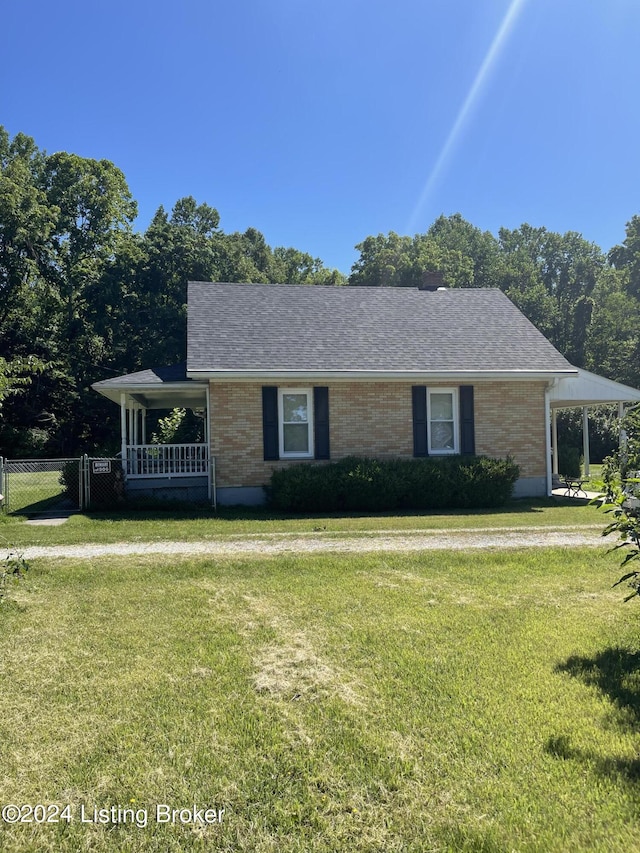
[418,270,445,291]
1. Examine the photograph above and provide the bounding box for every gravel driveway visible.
[16,525,609,560]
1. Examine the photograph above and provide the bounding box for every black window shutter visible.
[412,386,428,457]
[460,385,475,455]
[262,386,279,460]
[314,386,330,459]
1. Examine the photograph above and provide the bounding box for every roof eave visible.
[186,368,578,383]
[92,380,208,406]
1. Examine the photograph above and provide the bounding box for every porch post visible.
[205,383,212,504]
[582,406,590,477]
[133,404,138,446]
[619,401,628,476]
[120,393,128,475]
[205,384,211,449]
[551,408,559,476]
[128,406,134,450]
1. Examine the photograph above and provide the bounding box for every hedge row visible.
[268,455,520,513]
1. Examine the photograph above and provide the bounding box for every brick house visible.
[92,281,640,505]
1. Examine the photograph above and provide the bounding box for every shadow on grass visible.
[547,647,640,784]
[544,734,640,784]
[556,647,640,726]
[9,494,77,517]
[77,497,569,524]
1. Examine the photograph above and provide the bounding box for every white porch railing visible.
[126,444,209,477]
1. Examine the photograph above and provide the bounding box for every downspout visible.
[545,380,557,496]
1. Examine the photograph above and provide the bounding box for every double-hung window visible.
[428,388,458,454]
[278,388,314,459]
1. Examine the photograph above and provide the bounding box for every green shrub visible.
[59,460,81,505]
[268,455,520,513]
[558,446,582,478]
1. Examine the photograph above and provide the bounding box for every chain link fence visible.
[1,456,127,515]
[0,458,82,515]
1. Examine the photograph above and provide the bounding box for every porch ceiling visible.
[549,368,640,409]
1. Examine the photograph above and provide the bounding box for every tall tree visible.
[0,128,56,334]
[609,215,640,300]
[428,213,504,289]
[348,231,473,288]
[105,198,225,373]
[269,247,346,286]
[585,268,640,388]
[498,224,603,363]
[41,151,137,341]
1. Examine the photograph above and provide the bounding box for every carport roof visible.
[549,368,640,408]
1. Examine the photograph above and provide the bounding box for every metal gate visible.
[0,457,83,515]
[81,457,124,509]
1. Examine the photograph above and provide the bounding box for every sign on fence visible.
[91,460,112,474]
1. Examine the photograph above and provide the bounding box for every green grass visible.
[2,469,70,515]
[0,546,638,851]
[1,497,605,548]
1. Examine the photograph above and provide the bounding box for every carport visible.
[547,368,640,491]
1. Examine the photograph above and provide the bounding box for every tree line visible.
[1,126,639,457]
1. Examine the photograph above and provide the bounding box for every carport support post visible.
[619,401,628,476]
[582,406,590,477]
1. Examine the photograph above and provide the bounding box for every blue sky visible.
[3,0,640,274]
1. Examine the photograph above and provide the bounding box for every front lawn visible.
[1,497,603,548]
[0,546,638,851]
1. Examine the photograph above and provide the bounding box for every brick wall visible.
[209,380,548,488]
[474,382,547,479]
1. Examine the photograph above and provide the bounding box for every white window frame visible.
[427,388,459,455]
[278,387,314,459]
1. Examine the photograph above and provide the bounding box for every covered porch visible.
[547,368,640,492]
[92,364,214,504]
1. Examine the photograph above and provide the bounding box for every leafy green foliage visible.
[150,407,204,444]
[349,230,473,288]
[0,537,29,604]
[598,479,640,601]
[268,455,519,513]
[599,404,640,480]
[556,406,621,466]
[0,355,44,409]
[58,460,81,506]
[594,403,640,600]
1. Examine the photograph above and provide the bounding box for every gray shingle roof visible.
[93,364,190,388]
[186,282,575,375]
[91,363,207,407]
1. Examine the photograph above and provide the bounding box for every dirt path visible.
[15,525,609,560]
